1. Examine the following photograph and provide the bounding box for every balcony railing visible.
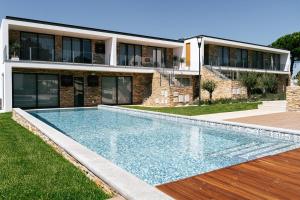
[205,59,286,72]
[10,47,106,65]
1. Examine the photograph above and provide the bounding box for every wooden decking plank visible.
[157,148,300,200]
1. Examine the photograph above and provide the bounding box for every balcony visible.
[204,58,287,73]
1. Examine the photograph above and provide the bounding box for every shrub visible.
[202,80,217,104]
[258,73,278,94]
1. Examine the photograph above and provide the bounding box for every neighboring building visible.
[0,16,291,111]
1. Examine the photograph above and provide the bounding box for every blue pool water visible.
[29,108,298,185]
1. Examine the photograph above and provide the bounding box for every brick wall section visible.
[55,36,62,62]
[286,86,300,111]
[200,67,247,100]
[12,68,152,107]
[143,71,194,107]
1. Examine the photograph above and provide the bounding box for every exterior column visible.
[105,37,117,66]
[3,64,12,112]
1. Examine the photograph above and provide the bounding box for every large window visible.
[13,73,59,108]
[20,32,54,61]
[235,48,248,67]
[101,76,132,105]
[118,43,166,67]
[62,37,92,63]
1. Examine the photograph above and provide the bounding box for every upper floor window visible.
[235,48,248,67]
[62,37,91,63]
[20,32,55,61]
[118,43,166,68]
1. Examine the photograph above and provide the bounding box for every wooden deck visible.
[157,148,300,200]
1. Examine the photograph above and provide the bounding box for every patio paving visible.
[227,112,300,131]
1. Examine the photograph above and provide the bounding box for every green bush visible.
[257,73,278,94]
[239,72,258,98]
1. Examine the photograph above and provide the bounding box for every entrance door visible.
[74,77,84,107]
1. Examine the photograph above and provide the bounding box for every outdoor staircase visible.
[209,141,299,160]
[258,100,287,112]
[203,65,230,80]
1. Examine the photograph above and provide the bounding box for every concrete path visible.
[193,100,286,121]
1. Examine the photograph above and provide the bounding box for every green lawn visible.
[123,102,261,116]
[0,113,110,200]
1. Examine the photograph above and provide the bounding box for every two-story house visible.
[0,16,290,111]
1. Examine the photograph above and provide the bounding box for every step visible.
[209,142,260,157]
[226,143,274,157]
[240,143,293,159]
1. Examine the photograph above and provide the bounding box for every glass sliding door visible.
[38,34,55,61]
[102,77,117,104]
[72,38,81,63]
[13,73,59,108]
[20,32,38,60]
[119,43,127,65]
[128,44,135,66]
[117,77,132,104]
[82,39,92,63]
[101,76,132,105]
[13,73,37,108]
[37,74,59,107]
[134,45,142,66]
[62,37,72,62]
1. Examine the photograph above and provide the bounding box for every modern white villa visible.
[0,16,291,112]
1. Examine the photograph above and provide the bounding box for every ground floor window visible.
[101,76,132,105]
[13,73,59,108]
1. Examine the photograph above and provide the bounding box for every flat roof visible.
[5,16,183,43]
[188,34,288,51]
[5,16,289,52]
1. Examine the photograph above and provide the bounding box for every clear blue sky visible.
[1,0,299,45]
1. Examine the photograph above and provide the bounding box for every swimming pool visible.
[29,107,300,185]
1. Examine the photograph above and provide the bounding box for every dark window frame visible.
[101,76,133,105]
[12,72,60,109]
[20,31,55,61]
[62,36,92,63]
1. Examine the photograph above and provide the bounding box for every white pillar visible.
[3,64,12,112]
[105,37,117,66]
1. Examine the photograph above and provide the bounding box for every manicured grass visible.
[0,113,110,200]
[123,102,261,116]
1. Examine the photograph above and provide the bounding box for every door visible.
[74,77,84,107]
[101,76,132,105]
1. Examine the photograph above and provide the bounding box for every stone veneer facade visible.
[13,68,152,107]
[143,71,194,107]
[286,86,300,112]
[200,67,247,100]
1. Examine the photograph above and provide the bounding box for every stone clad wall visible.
[200,67,247,100]
[143,71,194,107]
[286,86,300,111]
[12,68,152,107]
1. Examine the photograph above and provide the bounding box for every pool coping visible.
[12,108,173,200]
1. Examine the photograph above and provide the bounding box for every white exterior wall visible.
[105,37,117,65]
[0,19,11,111]
[182,38,204,72]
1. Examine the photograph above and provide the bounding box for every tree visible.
[202,80,217,104]
[239,72,257,98]
[258,73,278,94]
[271,32,300,75]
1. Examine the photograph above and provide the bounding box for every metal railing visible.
[205,59,286,72]
[10,47,107,65]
